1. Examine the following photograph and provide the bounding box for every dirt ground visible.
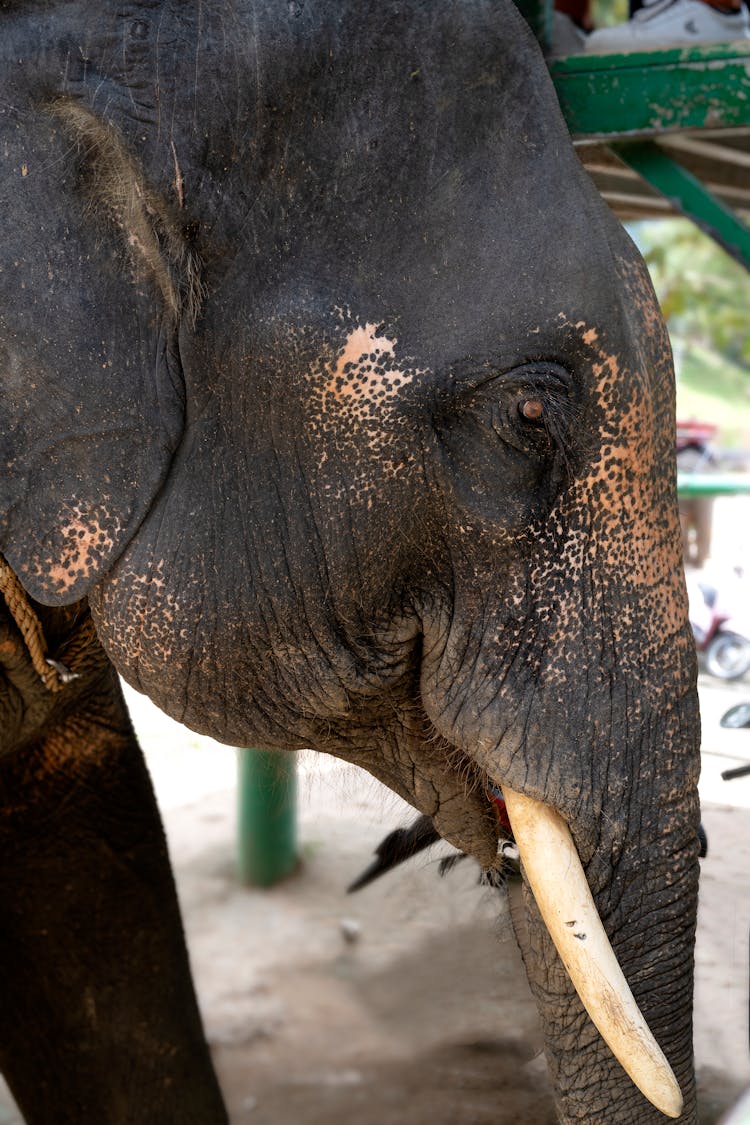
[1,499,750,1124]
[3,673,748,1125]
[146,665,750,1125]
[160,686,750,1125]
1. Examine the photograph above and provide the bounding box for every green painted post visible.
[237,749,297,886]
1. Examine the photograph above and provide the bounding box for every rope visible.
[0,557,63,692]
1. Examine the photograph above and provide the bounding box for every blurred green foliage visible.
[675,345,750,447]
[635,220,750,365]
[591,0,629,27]
[632,220,750,446]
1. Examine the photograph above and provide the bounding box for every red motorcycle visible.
[687,572,750,682]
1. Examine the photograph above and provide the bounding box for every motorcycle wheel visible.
[705,632,750,681]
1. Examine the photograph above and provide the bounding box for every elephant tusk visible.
[501,785,683,1120]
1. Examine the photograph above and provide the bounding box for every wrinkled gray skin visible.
[0,1,700,1122]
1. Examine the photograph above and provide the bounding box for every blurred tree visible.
[591,0,628,26]
[634,220,750,366]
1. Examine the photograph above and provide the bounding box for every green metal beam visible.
[550,44,750,140]
[237,749,298,887]
[614,139,750,269]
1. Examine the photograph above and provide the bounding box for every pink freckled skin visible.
[39,509,118,593]
[320,323,422,412]
[303,315,427,492]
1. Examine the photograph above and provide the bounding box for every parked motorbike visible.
[687,572,750,682]
[720,703,750,779]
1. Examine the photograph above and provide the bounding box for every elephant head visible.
[0,0,700,1121]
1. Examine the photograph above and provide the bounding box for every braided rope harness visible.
[0,557,84,693]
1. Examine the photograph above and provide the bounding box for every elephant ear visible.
[0,96,196,605]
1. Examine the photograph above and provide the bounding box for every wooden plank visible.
[660,133,750,169]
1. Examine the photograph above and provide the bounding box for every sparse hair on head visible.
[46,96,203,326]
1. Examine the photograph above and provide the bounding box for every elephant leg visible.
[0,643,228,1124]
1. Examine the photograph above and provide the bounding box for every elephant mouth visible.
[320,652,683,1118]
[498,784,683,1119]
[358,702,683,1117]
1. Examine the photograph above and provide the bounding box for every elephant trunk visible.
[503,783,695,1121]
[414,251,700,1119]
[496,685,701,1123]
[421,526,701,1120]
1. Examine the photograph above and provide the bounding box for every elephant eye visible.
[519,397,544,423]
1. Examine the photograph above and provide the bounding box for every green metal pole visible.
[614,140,750,271]
[237,749,297,887]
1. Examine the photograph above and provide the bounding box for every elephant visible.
[0,0,701,1122]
